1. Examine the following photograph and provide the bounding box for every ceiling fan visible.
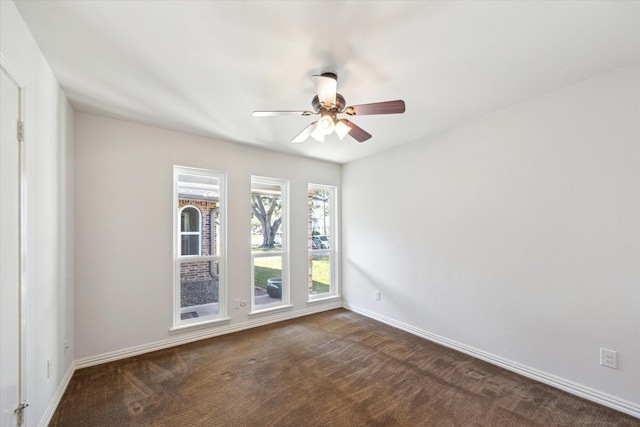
[253,72,405,143]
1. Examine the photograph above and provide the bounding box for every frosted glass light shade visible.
[317,115,335,134]
[334,120,352,140]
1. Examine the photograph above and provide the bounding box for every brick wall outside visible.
[179,198,218,282]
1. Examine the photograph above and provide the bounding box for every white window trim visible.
[250,176,290,314]
[172,166,227,330]
[308,184,339,301]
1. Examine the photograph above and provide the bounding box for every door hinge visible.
[14,402,29,425]
[17,120,25,142]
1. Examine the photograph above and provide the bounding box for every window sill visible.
[169,316,231,335]
[249,304,293,318]
[307,295,341,305]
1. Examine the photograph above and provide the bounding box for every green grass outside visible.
[253,255,330,294]
[254,266,281,289]
[310,256,330,294]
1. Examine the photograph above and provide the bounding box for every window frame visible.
[250,176,291,314]
[171,166,228,332]
[308,184,339,301]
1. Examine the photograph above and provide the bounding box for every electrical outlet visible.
[47,359,52,378]
[600,348,618,369]
[234,299,240,309]
[375,291,381,301]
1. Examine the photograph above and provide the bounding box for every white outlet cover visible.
[600,348,618,369]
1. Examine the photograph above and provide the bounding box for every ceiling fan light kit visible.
[334,120,352,140]
[253,72,405,143]
[317,113,335,134]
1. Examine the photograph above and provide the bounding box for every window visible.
[180,206,201,256]
[308,185,338,299]
[251,176,289,312]
[173,166,226,328]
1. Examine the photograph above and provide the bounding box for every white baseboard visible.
[342,302,640,419]
[75,300,342,369]
[38,362,75,427]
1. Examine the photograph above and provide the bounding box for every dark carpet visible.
[50,309,639,426]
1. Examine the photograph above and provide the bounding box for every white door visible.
[0,63,25,426]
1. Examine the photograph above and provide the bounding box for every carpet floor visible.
[50,309,639,426]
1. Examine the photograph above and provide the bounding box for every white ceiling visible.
[14,1,640,164]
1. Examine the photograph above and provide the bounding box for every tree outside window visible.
[251,176,289,311]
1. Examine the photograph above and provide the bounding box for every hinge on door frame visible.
[14,402,29,425]
[17,120,25,142]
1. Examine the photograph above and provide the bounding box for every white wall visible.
[342,64,640,411]
[73,113,341,361]
[0,2,75,426]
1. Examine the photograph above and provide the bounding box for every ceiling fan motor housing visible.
[312,93,346,113]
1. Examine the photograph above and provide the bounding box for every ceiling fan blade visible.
[342,120,372,143]
[291,122,317,143]
[344,100,405,116]
[253,110,315,117]
[312,73,337,108]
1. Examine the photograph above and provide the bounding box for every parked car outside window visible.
[311,236,322,249]
[318,235,330,249]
